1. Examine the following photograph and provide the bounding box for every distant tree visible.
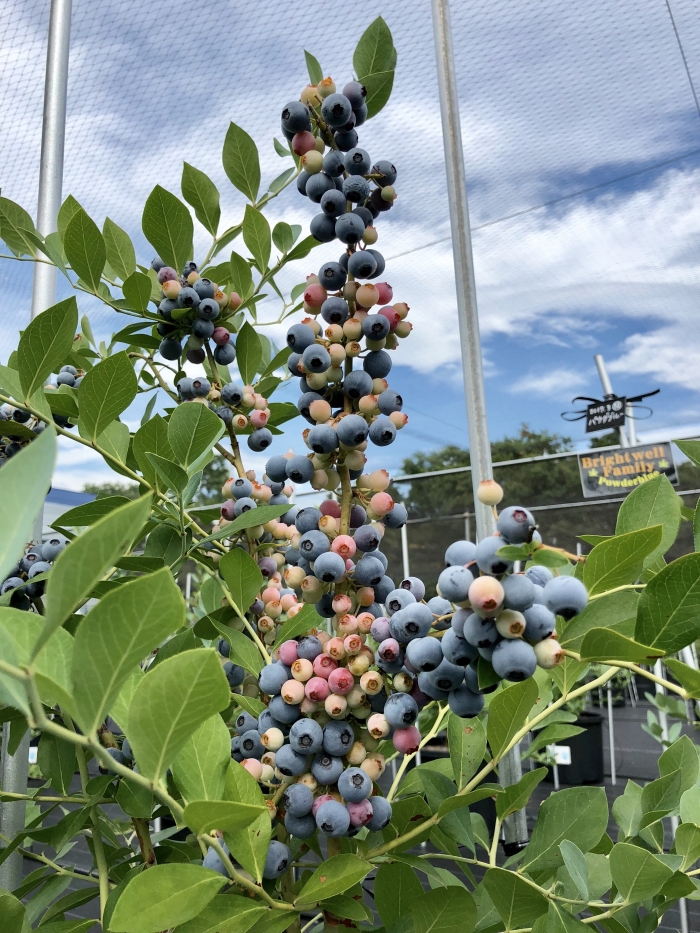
[84,455,232,507]
[83,481,139,499]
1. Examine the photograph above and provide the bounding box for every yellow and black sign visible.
[578,442,678,498]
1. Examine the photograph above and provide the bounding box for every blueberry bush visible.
[1,18,700,933]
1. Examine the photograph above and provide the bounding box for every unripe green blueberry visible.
[261,728,285,751]
[381,185,397,202]
[363,226,378,245]
[302,150,324,174]
[360,753,385,781]
[495,609,527,639]
[478,479,504,506]
[301,85,322,107]
[534,637,564,669]
[395,321,412,338]
[347,741,367,765]
[367,713,390,739]
[356,284,379,308]
[366,337,386,351]
[317,76,336,98]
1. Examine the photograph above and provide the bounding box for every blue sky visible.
[1,0,700,489]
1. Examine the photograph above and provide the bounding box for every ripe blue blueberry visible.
[281,100,311,133]
[297,635,323,660]
[233,497,257,517]
[193,278,216,299]
[318,260,347,290]
[315,799,350,836]
[335,213,366,245]
[197,297,220,320]
[203,843,230,876]
[285,455,315,484]
[406,636,444,672]
[284,812,316,838]
[268,695,301,724]
[543,576,588,619]
[367,795,392,830]
[373,575,396,604]
[525,565,554,587]
[320,189,348,218]
[239,730,264,759]
[311,753,344,785]
[369,417,396,447]
[428,658,467,692]
[297,171,310,196]
[383,504,408,529]
[323,150,346,176]
[364,248,386,279]
[497,506,537,544]
[384,693,419,728]
[390,603,433,641]
[344,147,371,175]
[220,383,243,407]
[259,662,289,696]
[442,628,478,666]
[438,565,474,602]
[214,343,236,365]
[223,661,245,688]
[235,711,258,734]
[362,315,391,340]
[462,613,499,648]
[283,782,314,817]
[523,603,557,642]
[176,286,200,309]
[159,338,182,360]
[336,414,369,447]
[258,709,286,734]
[343,371,373,400]
[335,129,359,151]
[384,588,416,615]
[342,175,370,203]
[339,767,372,802]
[191,377,210,398]
[299,529,330,561]
[448,684,485,717]
[445,540,477,567]
[372,160,397,187]
[177,377,193,399]
[286,323,316,352]
[322,93,353,128]
[301,344,331,374]
[353,525,381,552]
[306,173,335,203]
[354,555,385,587]
[348,250,377,279]
[377,390,402,415]
[313,551,346,583]
[321,297,349,325]
[306,425,338,454]
[475,536,514,576]
[263,840,290,879]
[310,213,337,242]
[343,81,367,109]
[502,574,536,612]
[295,507,322,533]
[322,721,354,756]
[492,639,537,681]
[192,318,214,339]
[363,350,392,378]
[418,671,449,701]
[275,744,308,777]
[230,478,253,500]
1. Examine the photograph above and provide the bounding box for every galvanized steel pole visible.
[431,0,528,852]
[0,0,72,894]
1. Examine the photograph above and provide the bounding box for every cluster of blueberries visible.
[152,259,241,366]
[0,536,67,610]
[176,377,275,453]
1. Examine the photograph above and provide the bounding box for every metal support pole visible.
[0,0,72,894]
[654,661,689,933]
[594,354,629,448]
[431,0,527,853]
[400,524,410,581]
[606,685,616,786]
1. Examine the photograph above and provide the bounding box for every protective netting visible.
[2,0,700,431]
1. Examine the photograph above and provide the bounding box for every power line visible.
[664,0,700,121]
[385,145,700,264]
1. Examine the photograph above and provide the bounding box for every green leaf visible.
[520,786,608,873]
[549,657,589,696]
[242,206,271,272]
[110,864,226,933]
[659,735,699,793]
[496,767,547,819]
[272,221,294,254]
[223,122,261,203]
[675,438,700,467]
[353,17,396,118]
[37,495,152,657]
[71,568,184,734]
[229,252,254,299]
[97,420,131,470]
[37,732,76,796]
[182,163,221,236]
[559,589,639,650]
[285,234,319,262]
[172,714,232,803]
[0,611,74,714]
[78,351,137,443]
[640,769,682,826]
[173,895,267,933]
[272,603,324,648]
[635,553,700,652]
[63,207,106,292]
[116,777,153,818]
[0,426,56,586]
[168,403,225,470]
[532,904,590,933]
[616,474,681,566]
[559,839,589,901]
[219,548,263,615]
[236,321,263,385]
[57,194,82,241]
[304,49,323,84]
[273,137,291,158]
[483,868,547,929]
[184,799,266,836]
[233,695,267,719]
[374,862,423,927]
[142,184,194,274]
[523,723,585,759]
[122,270,153,312]
[103,217,136,281]
[487,678,539,758]
[447,714,486,788]
[412,885,475,933]
[531,547,571,568]
[579,627,663,662]
[17,296,78,400]
[146,452,189,494]
[583,526,663,596]
[664,657,700,698]
[609,842,673,902]
[437,784,504,818]
[0,196,40,255]
[219,627,263,675]
[296,854,372,906]
[267,167,296,196]
[133,414,175,492]
[0,363,22,401]
[676,822,700,870]
[221,763,270,882]
[126,648,229,782]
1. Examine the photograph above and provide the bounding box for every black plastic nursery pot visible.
[544,710,605,785]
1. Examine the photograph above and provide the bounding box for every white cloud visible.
[508,368,589,397]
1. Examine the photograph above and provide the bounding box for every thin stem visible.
[205,836,296,911]
[225,421,245,477]
[0,835,101,885]
[588,583,646,600]
[489,817,501,866]
[338,465,352,536]
[301,914,323,933]
[132,818,156,867]
[562,650,688,699]
[91,811,110,920]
